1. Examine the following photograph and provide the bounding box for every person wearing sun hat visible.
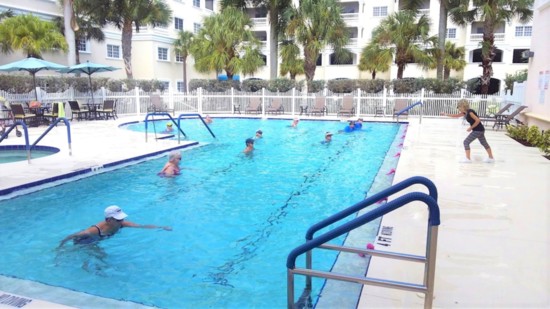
[322,131,333,144]
[164,122,174,133]
[58,205,172,247]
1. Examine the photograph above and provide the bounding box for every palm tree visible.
[279,40,304,80]
[448,0,533,94]
[221,0,291,79]
[104,0,172,79]
[283,0,349,88]
[189,7,264,80]
[370,10,436,79]
[0,9,14,21]
[441,41,466,79]
[0,14,68,58]
[359,43,392,79]
[173,31,194,93]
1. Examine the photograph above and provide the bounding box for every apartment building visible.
[0,0,533,92]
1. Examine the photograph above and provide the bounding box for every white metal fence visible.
[1,86,522,119]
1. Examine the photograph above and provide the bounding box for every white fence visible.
[1,86,522,119]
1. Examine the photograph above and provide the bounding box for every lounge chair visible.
[68,100,89,121]
[148,94,174,115]
[310,96,326,116]
[480,103,513,125]
[96,100,117,120]
[245,97,262,114]
[43,103,59,123]
[10,103,36,125]
[393,99,409,119]
[266,98,284,114]
[337,95,355,117]
[493,105,528,130]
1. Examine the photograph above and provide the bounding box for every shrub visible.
[392,78,422,94]
[538,130,550,157]
[357,79,386,93]
[307,80,325,93]
[327,79,354,93]
[526,125,542,146]
[106,79,124,92]
[506,124,529,142]
[242,79,268,92]
[266,78,297,92]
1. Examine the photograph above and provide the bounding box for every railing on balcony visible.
[252,17,267,26]
[341,13,359,22]
[470,33,505,41]
[347,38,358,46]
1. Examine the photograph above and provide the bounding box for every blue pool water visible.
[0,145,59,163]
[0,118,402,308]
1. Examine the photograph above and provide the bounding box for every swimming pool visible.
[0,145,59,164]
[0,118,403,308]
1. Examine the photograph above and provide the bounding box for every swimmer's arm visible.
[122,221,172,231]
[58,228,95,247]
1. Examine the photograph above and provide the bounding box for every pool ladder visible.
[286,176,440,309]
[144,112,215,143]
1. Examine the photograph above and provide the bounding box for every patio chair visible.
[10,103,36,125]
[393,99,409,119]
[43,103,59,123]
[96,100,117,120]
[337,95,355,117]
[245,97,262,114]
[148,94,174,115]
[493,105,528,130]
[480,103,513,126]
[68,100,89,121]
[310,96,326,116]
[266,98,284,114]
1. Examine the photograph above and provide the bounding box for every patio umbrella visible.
[0,56,67,100]
[59,61,119,104]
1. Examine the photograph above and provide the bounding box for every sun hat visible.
[325,132,333,137]
[167,123,173,127]
[104,205,128,220]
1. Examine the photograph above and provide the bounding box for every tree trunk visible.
[436,1,448,80]
[303,47,317,83]
[74,38,81,64]
[372,70,376,80]
[481,21,496,94]
[269,16,278,79]
[64,0,77,66]
[444,68,450,80]
[397,63,405,79]
[183,58,188,93]
[121,21,134,79]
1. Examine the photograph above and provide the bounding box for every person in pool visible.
[255,130,263,139]
[291,118,299,127]
[58,205,171,247]
[342,121,356,133]
[158,151,182,177]
[164,122,174,133]
[321,131,333,144]
[243,138,254,154]
[205,115,213,124]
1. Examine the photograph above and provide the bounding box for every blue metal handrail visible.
[305,176,437,241]
[395,101,423,117]
[0,121,30,163]
[144,112,186,142]
[31,117,72,156]
[177,113,216,138]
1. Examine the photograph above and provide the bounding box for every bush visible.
[506,124,529,142]
[266,78,297,92]
[188,79,240,92]
[357,79,386,93]
[392,78,422,94]
[527,125,542,146]
[538,130,550,157]
[327,79,354,93]
[307,80,325,93]
[242,79,268,92]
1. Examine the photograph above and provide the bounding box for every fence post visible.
[291,87,296,116]
[198,87,203,113]
[168,88,174,114]
[135,86,140,116]
[383,87,387,117]
[356,87,361,117]
[261,88,266,117]
[420,88,425,124]
[36,87,42,102]
[101,87,106,103]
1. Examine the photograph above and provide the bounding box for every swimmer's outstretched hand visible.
[162,226,173,231]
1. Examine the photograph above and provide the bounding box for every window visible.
[194,23,201,34]
[205,0,214,10]
[159,81,170,92]
[513,49,529,63]
[175,18,183,31]
[316,54,322,66]
[330,52,354,65]
[515,26,532,37]
[373,6,388,17]
[77,38,88,52]
[107,44,120,59]
[175,51,184,63]
[446,28,456,39]
[193,0,200,7]
[472,48,502,62]
[158,47,169,61]
[177,81,185,92]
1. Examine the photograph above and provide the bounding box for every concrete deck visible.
[0,115,548,308]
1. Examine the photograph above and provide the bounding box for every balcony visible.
[470,33,505,41]
[347,38,358,46]
[252,17,267,26]
[342,13,359,22]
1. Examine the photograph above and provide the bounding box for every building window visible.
[194,23,201,34]
[473,48,502,63]
[446,28,456,39]
[513,49,529,63]
[373,6,388,17]
[177,81,185,92]
[175,51,184,62]
[175,18,183,30]
[77,38,88,52]
[158,47,169,61]
[159,81,170,92]
[193,0,200,8]
[316,54,322,66]
[515,26,532,37]
[107,44,120,59]
[205,0,214,10]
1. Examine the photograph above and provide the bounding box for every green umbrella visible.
[58,61,120,104]
[0,56,67,100]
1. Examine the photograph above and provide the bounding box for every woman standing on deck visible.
[442,99,495,163]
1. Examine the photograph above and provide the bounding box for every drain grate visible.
[0,293,33,308]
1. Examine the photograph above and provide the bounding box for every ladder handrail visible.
[144,112,186,142]
[30,117,72,156]
[305,175,437,241]
[177,113,216,138]
[286,191,440,269]
[0,121,30,163]
[395,101,423,117]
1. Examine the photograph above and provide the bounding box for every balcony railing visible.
[470,33,505,41]
[252,17,267,26]
[341,13,359,22]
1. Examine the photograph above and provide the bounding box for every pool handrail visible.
[144,112,186,142]
[177,113,216,139]
[396,101,423,123]
[305,175,437,241]
[287,176,441,309]
[30,117,72,156]
[0,121,31,163]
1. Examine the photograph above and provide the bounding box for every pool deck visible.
[0,115,549,308]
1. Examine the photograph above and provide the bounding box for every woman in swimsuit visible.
[158,151,182,177]
[58,205,171,247]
